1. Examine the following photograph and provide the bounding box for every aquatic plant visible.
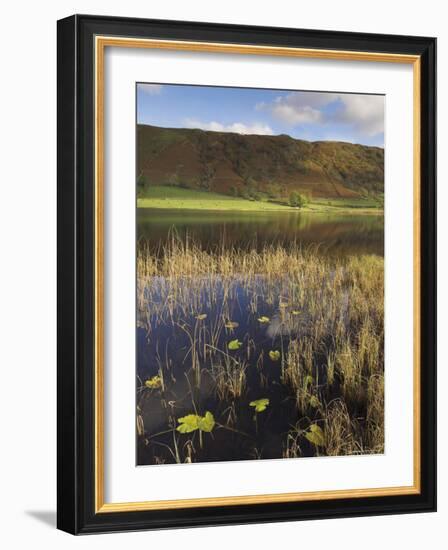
[136,236,384,464]
[145,375,162,389]
[228,339,242,350]
[305,424,325,447]
[249,398,270,413]
[176,411,216,451]
[176,411,215,433]
[249,397,270,435]
[257,316,270,324]
[211,360,247,401]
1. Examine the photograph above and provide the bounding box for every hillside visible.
[137,124,384,200]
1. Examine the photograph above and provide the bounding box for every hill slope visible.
[137,124,384,200]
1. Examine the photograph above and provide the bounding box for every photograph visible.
[135,83,385,466]
[0,0,440,542]
[53,10,436,536]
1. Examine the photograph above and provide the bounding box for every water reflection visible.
[137,209,384,257]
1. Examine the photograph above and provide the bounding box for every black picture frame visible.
[57,14,436,534]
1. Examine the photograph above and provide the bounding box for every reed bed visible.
[136,236,384,464]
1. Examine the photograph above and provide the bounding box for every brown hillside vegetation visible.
[137,124,384,199]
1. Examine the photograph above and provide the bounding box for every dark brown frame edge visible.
[57,14,436,534]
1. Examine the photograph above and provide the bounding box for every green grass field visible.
[137,186,295,211]
[312,196,382,208]
[137,186,383,213]
[308,196,383,214]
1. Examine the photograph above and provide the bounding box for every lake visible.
[136,209,384,465]
[137,209,384,257]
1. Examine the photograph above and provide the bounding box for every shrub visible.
[289,191,308,208]
[266,183,281,199]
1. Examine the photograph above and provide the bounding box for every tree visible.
[248,187,262,201]
[266,183,281,199]
[239,184,260,201]
[289,191,308,208]
[240,187,251,200]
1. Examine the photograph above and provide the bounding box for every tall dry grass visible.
[137,235,384,460]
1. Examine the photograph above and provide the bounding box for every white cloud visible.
[271,103,323,125]
[257,92,339,126]
[183,118,273,135]
[334,94,384,136]
[138,83,163,95]
[258,91,384,137]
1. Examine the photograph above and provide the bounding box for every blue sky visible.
[137,83,384,147]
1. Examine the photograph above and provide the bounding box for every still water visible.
[137,209,384,257]
[136,209,384,465]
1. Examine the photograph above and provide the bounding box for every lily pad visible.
[249,398,270,413]
[257,316,270,324]
[198,411,215,432]
[305,424,325,446]
[228,339,242,350]
[225,321,239,329]
[176,411,215,434]
[269,350,281,361]
[291,310,300,316]
[195,313,207,320]
[176,414,201,433]
[145,375,162,389]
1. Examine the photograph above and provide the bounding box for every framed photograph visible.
[57,14,436,534]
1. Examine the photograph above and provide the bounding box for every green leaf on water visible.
[257,316,270,324]
[195,313,207,320]
[225,321,239,329]
[228,339,242,350]
[249,398,270,413]
[305,424,325,446]
[269,350,281,361]
[291,310,300,316]
[145,375,162,389]
[198,411,215,432]
[176,414,201,433]
[304,375,313,387]
[176,411,215,434]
